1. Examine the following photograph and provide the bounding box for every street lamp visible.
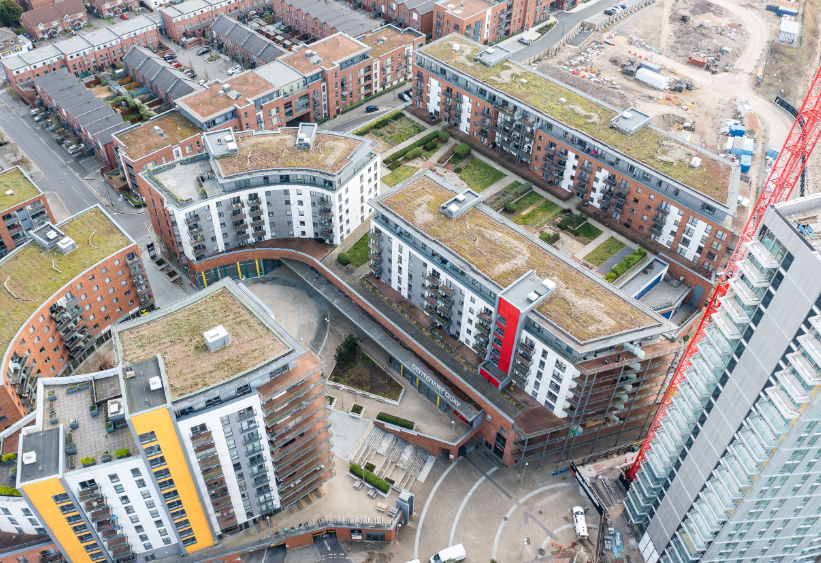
[521,461,529,483]
[451,420,455,442]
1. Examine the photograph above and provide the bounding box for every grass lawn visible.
[459,157,506,192]
[331,353,403,400]
[346,233,372,267]
[514,199,561,226]
[584,237,626,267]
[571,222,604,244]
[383,165,418,187]
[504,191,543,213]
[368,115,425,146]
[206,54,222,63]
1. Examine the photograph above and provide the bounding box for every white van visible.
[430,544,466,563]
[573,506,588,539]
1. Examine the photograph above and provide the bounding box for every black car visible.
[163,54,177,61]
[365,105,379,113]
[196,47,210,55]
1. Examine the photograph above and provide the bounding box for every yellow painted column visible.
[22,479,94,563]
[201,271,207,287]
[255,259,260,276]
[237,262,242,278]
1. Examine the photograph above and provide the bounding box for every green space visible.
[376,413,414,430]
[357,113,425,147]
[349,463,390,493]
[206,54,222,63]
[513,200,561,226]
[540,231,560,245]
[459,157,506,192]
[488,181,532,211]
[331,335,402,400]
[585,237,626,267]
[605,247,647,282]
[382,165,418,187]
[570,222,603,244]
[503,191,543,213]
[338,233,372,267]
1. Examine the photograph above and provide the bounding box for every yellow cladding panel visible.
[131,408,213,553]
[22,478,93,563]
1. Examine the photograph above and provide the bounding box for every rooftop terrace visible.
[436,0,494,18]
[114,111,202,161]
[379,174,658,343]
[358,26,422,59]
[281,34,367,73]
[0,168,41,212]
[0,207,132,363]
[178,72,274,118]
[421,37,734,204]
[214,130,365,176]
[117,288,291,399]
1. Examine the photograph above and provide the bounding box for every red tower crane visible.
[627,66,821,482]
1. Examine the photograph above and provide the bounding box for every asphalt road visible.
[511,0,624,62]
[0,89,149,244]
[322,93,410,133]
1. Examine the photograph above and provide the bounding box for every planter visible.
[115,448,130,459]
[69,418,79,430]
[81,459,95,468]
[66,386,79,394]
[349,404,364,418]
[50,416,58,424]
[89,405,99,417]
[101,452,111,463]
[65,443,76,455]
[105,422,115,433]
[48,393,56,402]
[78,382,91,390]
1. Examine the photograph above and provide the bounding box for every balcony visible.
[727,277,760,307]
[190,233,205,245]
[250,217,265,227]
[737,258,771,287]
[368,242,382,253]
[438,284,454,296]
[798,332,821,366]
[745,239,778,269]
[230,201,244,211]
[775,369,810,403]
[478,310,492,324]
[370,253,382,264]
[515,352,532,367]
[787,351,821,386]
[249,208,264,218]
[765,385,800,419]
[232,211,247,221]
[370,231,382,243]
[719,295,750,325]
[236,232,251,243]
[185,215,200,226]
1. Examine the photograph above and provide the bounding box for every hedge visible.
[337,253,351,266]
[349,463,390,493]
[540,231,560,245]
[437,130,449,143]
[353,110,404,136]
[454,143,471,157]
[387,160,403,171]
[557,212,587,230]
[376,413,414,430]
[384,131,441,164]
[0,486,20,497]
[604,247,647,282]
[488,182,533,211]
[406,147,423,160]
[424,140,437,151]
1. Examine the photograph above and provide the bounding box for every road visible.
[321,95,409,133]
[512,0,625,62]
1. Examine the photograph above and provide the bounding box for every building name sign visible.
[411,363,461,408]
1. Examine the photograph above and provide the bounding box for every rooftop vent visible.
[541,278,556,291]
[486,47,495,54]
[224,134,232,143]
[375,36,387,44]
[204,324,230,352]
[4,190,14,197]
[447,203,459,213]
[227,141,238,151]
[109,399,123,417]
[149,376,163,391]
[46,229,58,240]
[690,157,702,168]
[223,84,231,92]
[304,49,315,58]
[558,97,567,104]
[22,451,36,465]
[527,291,540,302]
[227,90,242,100]
[153,125,165,138]
[57,237,76,255]
[455,193,466,202]
[452,43,460,52]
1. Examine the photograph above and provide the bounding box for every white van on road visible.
[573,506,589,539]
[430,544,467,563]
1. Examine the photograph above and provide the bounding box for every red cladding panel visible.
[496,297,520,374]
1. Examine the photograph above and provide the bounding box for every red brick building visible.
[0,167,53,260]
[0,206,153,424]
[160,0,253,45]
[86,0,139,17]
[432,0,559,43]
[359,0,434,35]
[20,0,88,40]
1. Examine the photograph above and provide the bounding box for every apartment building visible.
[626,194,821,563]
[33,70,128,165]
[210,15,286,67]
[16,278,331,562]
[359,0,435,35]
[369,171,682,461]
[0,205,153,426]
[267,0,380,41]
[112,110,204,195]
[2,16,160,100]
[87,0,139,17]
[20,0,88,41]
[415,37,740,299]
[160,0,269,44]
[0,167,53,260]
[0,28,33,61]
[432,0,556,44]
[131,124,378,276]
[121,47,203,107]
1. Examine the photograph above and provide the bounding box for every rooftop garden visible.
[381,177,656,342]
[423,39,733,204]
[0,168,40,212]
[119,288,290,398]
[0,208,131,357]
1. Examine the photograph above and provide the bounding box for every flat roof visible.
[358,25,422,59]
[177,72,275,119]
[280,34,368,73]
[436,0,495,19]
[377,174,659,343]
[421,37,736,205]
[123,357,168,414]
[213,129,366,177]
[0,207,132,364]
[114,111,201,161]
[117,287,291,399]
[19,428,61,483]
[0,168,41,212]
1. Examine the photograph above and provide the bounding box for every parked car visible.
[518,36,533,45]
[163,55,176,62]
[604,8,616,14]
[196,47,210,55]
[29,108,41,116]
[185,70,196,78]
[619,3,627,8]
[33,114,45,122]
[404,88,412,97]
[227,65,242,75]
[573,506,589,539]
[365,105,379,113]
[172,62,182,68]
[120,13,129,19]
[429,544,466,563]
[398,92,410,102]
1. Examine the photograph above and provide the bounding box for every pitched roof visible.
[210,15,285,64]
[122,47,202,101]
[21,0,87,28]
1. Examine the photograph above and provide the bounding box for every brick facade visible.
[0,195,53,260]
[432,0,560,44]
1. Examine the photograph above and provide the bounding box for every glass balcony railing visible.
[720,455,752,489]
[788,350,821,386]
[720,295,750,325]
[744,413,781,449]
[755,397,790,435]
[728,442,762,477]
[766,385,801,419]
[738,257,773,288]
[713,467,744,500]
[703,326,736,357]
[775,369,810,403]
[712,310,743,340]
[798,332,821,366]
[746,239,779,269]
[728,277,761,307]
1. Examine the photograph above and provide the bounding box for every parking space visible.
[168,43,237,83]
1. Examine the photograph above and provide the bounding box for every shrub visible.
[384,131,440,164]
[387,160,403,171]
[453,143,472,157]
[450,154,464,165]
[333,376,340,382]
[454,167,462,173]
[405,147,423,160]
[488,182,532,211]
[349,463,390,493]
[437,130,449,143]
[604,247,647,282]
[115,448,130,459]
[351,404,363,415]
[424,140,438,151]
[335,334,359,366]
[337,253,351,266]
[2,453,16,463]
[80,457,95,466]
[557,212,587,230]
[376,413,415,430]
[0,486,20,497]
[364,462,376,472]
[540,231,561,245]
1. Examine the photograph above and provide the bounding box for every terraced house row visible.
[413,37,741,301]
[12,278,332,563]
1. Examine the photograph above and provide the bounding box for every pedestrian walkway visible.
[574,225,635,261]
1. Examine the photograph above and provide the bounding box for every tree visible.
[335,334,359,367]
[0,0,22,27]
[454,143,472,157]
